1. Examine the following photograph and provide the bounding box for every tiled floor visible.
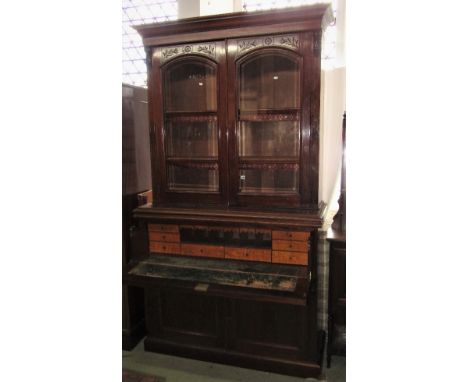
[123,339,345,382]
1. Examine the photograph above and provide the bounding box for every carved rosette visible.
[158,42,217,63]
[236,34,299,57]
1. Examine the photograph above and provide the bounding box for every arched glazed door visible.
[227,33,317,208]
[151,41,228,205]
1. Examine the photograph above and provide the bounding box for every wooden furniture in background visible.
[327,112,346,367]
[122,84,152,350]
[124,5,333,378]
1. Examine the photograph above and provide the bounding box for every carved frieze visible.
[239,162,299,170]
[239,113,299,122]
[157,42,217,63]
[236,34,300,57]
[167,161,219,170]
[166,114,217,123]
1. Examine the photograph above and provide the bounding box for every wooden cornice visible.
[134,4,333,47]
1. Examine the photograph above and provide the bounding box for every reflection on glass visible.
[239,121,299,157]
[164,61,217,112]
[166,121,218,157]
[239,168,298,193]
[240,54,299,110]
[168,164,219,191]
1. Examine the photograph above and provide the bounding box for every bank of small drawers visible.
[148,224,180,255]
[272,230,309,266]
[147,224,309,266]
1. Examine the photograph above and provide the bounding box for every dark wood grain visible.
[134,5,333,46]
[134,204,322,231]
[129,4,332,377]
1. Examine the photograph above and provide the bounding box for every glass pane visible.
[164,61,217,112]
[166,120,218,158]
[168,164,219,192]
[239,167,298,193]
[239,120,299,157]
[239,54,299,110]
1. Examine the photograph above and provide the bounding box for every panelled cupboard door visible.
[227,32,319,208]
[150,41,229,206]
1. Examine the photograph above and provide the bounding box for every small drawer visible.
[272,230,309,241]
[272,250,308,265]
[148,224,179,233]
[180,243,224,259]
[225,247,271,262]
[149,241,181,254]
[149,231,180,243]
[272,240,309,252]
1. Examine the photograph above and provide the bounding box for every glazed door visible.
[151,41,228,205]
[227,33,318,208]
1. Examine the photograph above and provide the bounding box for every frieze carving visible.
[158,43,217,63]
[197,45,215,55]
[168,161,219,170]
[238,40,258,52]
[280,36,299,48]
[236,34,300,57]
[166,114,217,123]
[239,113,299,122]
[239,163,299,170]
[162,47,179,59]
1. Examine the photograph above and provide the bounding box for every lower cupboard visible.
[143,285,323,378]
